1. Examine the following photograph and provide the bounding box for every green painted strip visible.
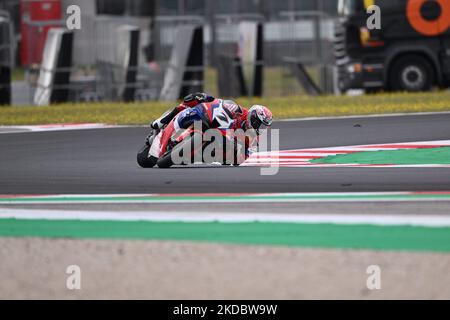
[2,193,450,203]
[1,219,450,252]
[312,147,450,165]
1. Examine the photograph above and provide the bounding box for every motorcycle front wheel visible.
[137,144,158,168]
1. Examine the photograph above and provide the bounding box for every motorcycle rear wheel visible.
[157,133,199,168]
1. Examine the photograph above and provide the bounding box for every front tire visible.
[137,145,157,168]
[390,55,434,92]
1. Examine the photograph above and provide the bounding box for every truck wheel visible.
[390,55,434,92]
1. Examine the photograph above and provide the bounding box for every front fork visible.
[145,128,161,146]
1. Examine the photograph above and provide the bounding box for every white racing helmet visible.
[247,105,273,131]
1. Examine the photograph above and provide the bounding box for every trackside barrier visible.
[0,10,12,105]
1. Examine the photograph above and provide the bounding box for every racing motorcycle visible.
[137,105,250,168]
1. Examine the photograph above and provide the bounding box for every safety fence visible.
[8,2,338,105]
[0,10,14,105]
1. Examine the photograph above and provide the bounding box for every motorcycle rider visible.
[151,92,273,135]
[151,92,273,160]
[150,92,273,163]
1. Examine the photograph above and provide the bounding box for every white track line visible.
[0,123,124,134]
[1,208,450,227]
[3,198,450,204]
[2,110,450,134]
[278,111,450,122]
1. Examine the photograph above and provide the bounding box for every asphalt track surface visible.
[1,113,450,194]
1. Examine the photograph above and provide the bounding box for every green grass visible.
[312,147,450,165]
[2,219,450,252]
[1,91,450,125]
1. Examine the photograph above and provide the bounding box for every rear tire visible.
[137,145,157,168]
[157,133,200,168]
[390,55,434,92]
[156,150,175,168]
